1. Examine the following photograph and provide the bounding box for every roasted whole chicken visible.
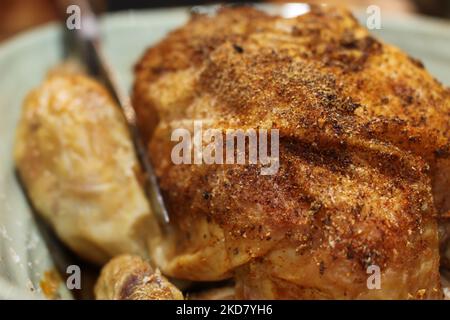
[14,6,450,299]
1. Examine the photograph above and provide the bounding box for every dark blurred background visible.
[1,0,449,42]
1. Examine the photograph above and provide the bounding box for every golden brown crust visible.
[133,6,447,298]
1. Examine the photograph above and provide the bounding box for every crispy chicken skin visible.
[95,255,183,300]
[132,6,449,298]
[95,254,233,300]
[14,73,159,265]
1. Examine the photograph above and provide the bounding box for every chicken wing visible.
[14,72,159,265]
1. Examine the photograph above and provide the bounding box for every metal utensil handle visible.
[58,0,170,228]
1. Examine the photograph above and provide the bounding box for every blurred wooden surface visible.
[0,0,447,43]
[0,0,58,41]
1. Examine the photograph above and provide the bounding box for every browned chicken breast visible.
[133,5,449,298]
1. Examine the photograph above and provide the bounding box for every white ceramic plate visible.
[0,5,449,299]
